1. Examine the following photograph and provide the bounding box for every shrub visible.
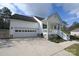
[48,34,64,43]
[70,35,79,40]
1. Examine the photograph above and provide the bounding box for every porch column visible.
[56,24,61,30]
[47,21,49,39]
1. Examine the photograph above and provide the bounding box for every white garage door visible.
[13,29,38,38]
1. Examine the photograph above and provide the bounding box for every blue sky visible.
[0,3,79,26]
[53,4,79,26]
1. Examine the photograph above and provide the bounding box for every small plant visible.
[48,34,64,43]
[70,35,79,41]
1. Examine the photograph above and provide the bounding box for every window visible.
[29,30,31,32]
[28,30,36,32]
[22,30,24,32]
[43,24,47,29]
[25,30,27,32]
[19,30,21,32]
[30,30,33,32]
[28,30,30,32]
[15,29,37,32]
[32,30,36,32]
[15,30,18,32]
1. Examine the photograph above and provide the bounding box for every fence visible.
[0,29,9,39]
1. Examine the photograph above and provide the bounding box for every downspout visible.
[33,16,43,34]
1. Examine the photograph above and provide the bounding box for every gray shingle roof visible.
[10,14,44,22]
[34,16,44,20]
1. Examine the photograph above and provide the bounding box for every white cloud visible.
[69,9,79,18]
[0,3,53,17]
[56,3,79,19]
[0,3,18,14]
[62,4,79,18]
[23,3,53,17]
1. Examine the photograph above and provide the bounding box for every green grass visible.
[65,44,79,56]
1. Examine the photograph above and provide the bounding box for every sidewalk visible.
[52,41,79,56]
[53,50,74,56]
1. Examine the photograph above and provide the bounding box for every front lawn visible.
[65,44,79,56]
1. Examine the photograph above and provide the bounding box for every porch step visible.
[57,30,70,40]
[43,29,70,40]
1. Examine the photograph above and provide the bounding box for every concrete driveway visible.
[0,38,75,56]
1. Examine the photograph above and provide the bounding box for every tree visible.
[1,7,12,18]
[61,21,70,34]
[62,20,68,25]
[68,21,79,31]
[0,7,12,29]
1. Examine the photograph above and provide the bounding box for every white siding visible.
[48,14,61,24]
[71,32,79,36]
[10,19,40,38]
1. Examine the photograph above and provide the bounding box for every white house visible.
[9,14,44,38]
[71,28,79,36]
[34,13,70,40]
[9,13,70,40]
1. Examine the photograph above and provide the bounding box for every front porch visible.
[42,19,61,38]
[42,20,70,40]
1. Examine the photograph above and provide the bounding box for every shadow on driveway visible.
[0,39,14,48]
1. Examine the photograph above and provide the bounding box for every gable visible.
[47,13,62,24]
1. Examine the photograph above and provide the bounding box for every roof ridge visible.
[12,13,33,18]
[10,14,37,22]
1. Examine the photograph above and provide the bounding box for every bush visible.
[70,35,79,40]
[48,34,64,43]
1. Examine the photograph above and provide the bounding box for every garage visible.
[9,14,42,38]
[13,29,38,38]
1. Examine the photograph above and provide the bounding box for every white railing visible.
[43,29,70,40]
[56,30,70,40]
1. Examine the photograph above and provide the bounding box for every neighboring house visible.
[71,28,79,36]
